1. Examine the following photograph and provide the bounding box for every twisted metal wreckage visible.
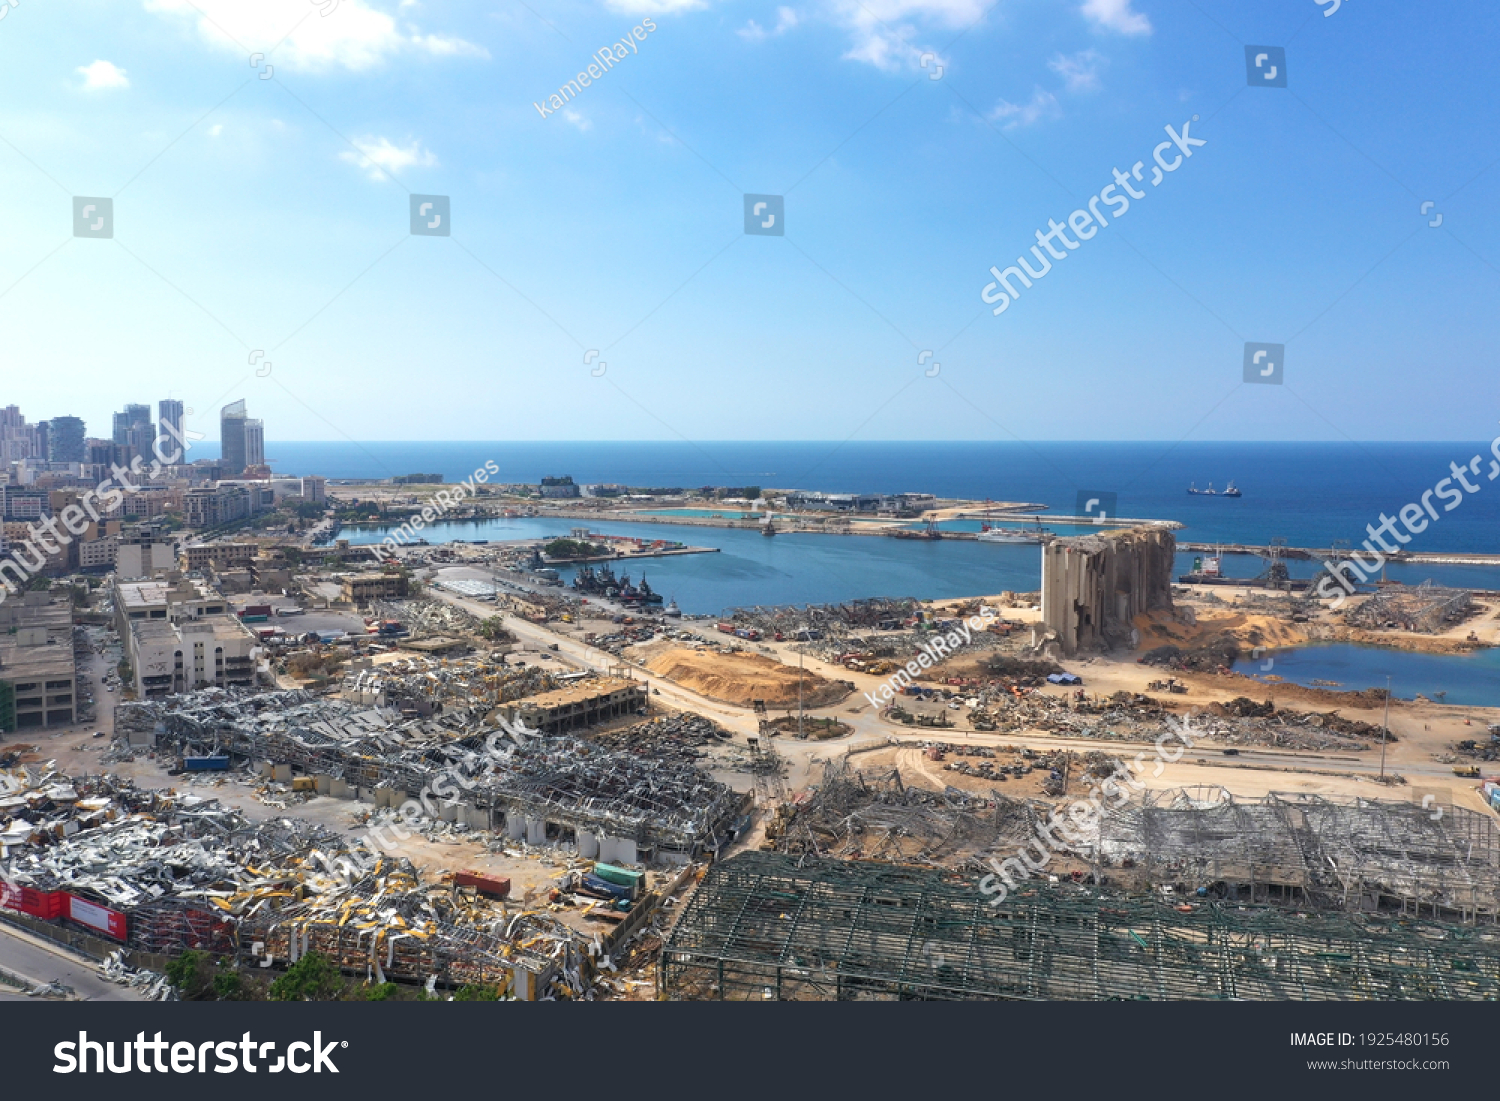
[0,769,589,997]
[116,688,747,859]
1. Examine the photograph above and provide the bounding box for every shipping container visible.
[578,874,632,902]
[454,870,511,899]
[183,755,231,772]
[591,863,645,899]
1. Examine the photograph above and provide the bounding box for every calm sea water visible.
[1236,644,1500,707]
[258,440,1500,556]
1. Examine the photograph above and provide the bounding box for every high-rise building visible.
[158,400,185,457]
[220,400,248,475]
[112,404,155,458]
[46,416,86,463]
[0,406,40,462]
[244,418,265,468]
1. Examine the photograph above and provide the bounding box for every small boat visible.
[664,598,681,617]
[762,519,777,537]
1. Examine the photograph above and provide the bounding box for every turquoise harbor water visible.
[1237,645,1500,708]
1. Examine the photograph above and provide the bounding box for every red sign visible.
[66,895,127,941]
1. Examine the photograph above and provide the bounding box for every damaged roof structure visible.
[664,852,1500,1001]
[117,687,746,860]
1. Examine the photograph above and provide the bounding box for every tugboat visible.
[664,597,682,617]
[762,518,777,537]
[1222,481,1242,497]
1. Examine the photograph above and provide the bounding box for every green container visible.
[592,863,645,897]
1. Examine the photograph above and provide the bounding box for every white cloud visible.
[988,87,1060,129]
[144,0,486,71]
[339,135,436,180]
[562,109,592,131]
[602,0,705,13]
[739,6,798,41]
[410,32,490,58]
[1048,48,1103,92]
[76,60,129,91]
[208,123,224,136]
[829,0,986,72]
[1080,0,1150,36]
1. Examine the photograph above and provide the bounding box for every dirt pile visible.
[645,648,850,708]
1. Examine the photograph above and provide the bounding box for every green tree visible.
[452,983,503,1001]
[165,949,210,998]
[268,951,344,1001]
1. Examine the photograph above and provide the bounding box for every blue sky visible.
[1,0,1496,445]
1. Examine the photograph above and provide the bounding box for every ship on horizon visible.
[1188,481,1242,497]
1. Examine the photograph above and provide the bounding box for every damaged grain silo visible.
[1041,526,1175,656]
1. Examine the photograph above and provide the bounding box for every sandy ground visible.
[639,644,850,709]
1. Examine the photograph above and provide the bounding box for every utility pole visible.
[797,646,804,741]
[1379,674,1391,779]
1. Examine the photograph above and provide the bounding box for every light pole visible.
[1379,674,1391,779]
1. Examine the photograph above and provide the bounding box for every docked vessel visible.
[976,519,1053,544]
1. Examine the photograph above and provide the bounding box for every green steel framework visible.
[663,852,1500,1001]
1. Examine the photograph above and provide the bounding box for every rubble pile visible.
[579,714,731,765]
[0,765,595,996]
[343,656,561,717]
[368,597,482,637]
[118,686,747,856]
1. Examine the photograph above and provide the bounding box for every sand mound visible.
[1134,608,1307,652]
[645,648,850,708]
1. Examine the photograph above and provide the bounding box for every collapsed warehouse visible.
[663,852,1500,1001]
[118,688,747,864]
[768,762,1500,925]
[0,769,588,997]
[1100,787,1500,923]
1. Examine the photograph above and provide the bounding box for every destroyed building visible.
[119,687,746,863]
[0,768,586,998]
[664,852,1500,1001]
[1041,526,1175,656]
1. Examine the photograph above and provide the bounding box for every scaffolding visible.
[663,852,1500,1001]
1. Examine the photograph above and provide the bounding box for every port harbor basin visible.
[331,444,1500,704]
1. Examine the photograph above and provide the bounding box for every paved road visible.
[0,927,143,1001]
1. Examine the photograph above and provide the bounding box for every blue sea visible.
[287,440,1500,701]
[249,439,1500,555]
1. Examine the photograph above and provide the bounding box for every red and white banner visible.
[66,895,127,940]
